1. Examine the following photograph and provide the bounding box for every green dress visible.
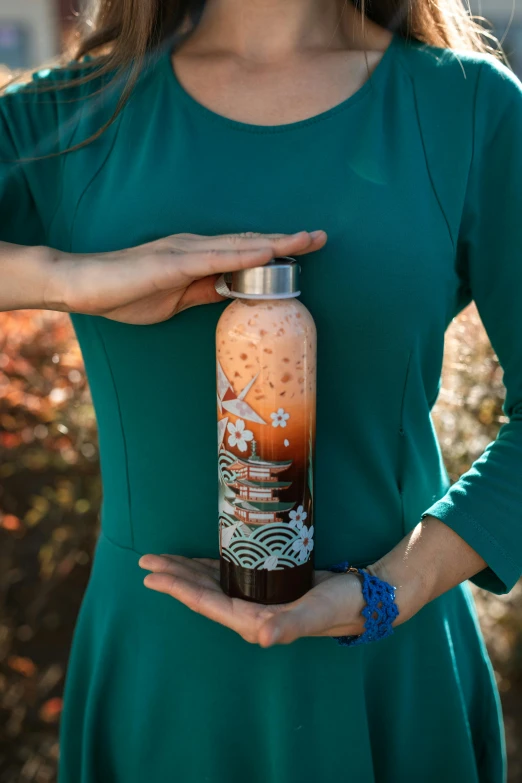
[2,33,521,782]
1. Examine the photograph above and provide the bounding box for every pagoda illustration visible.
[226,440,295,526]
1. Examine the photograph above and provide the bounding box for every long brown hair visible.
[2,0,502,155]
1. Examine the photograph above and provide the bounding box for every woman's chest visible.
[52,98,463,361]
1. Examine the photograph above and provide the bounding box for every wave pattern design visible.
[218,447,308,570]
[218,448,237,484]
[220,522,303,570]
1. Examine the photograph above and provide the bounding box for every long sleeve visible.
[421,57,522,595]
[0,104,45,245]
[0,60,112,248]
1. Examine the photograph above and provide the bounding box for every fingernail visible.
[270,628,281,644]
[310,230,325,239]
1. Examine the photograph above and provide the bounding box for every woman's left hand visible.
[139,554,387,647]
[138,517,487,647]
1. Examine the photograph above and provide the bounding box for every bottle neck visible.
[229,291,301,301]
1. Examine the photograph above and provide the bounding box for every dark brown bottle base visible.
[220,558,313,604]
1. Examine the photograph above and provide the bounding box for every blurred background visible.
[1,2,522,782]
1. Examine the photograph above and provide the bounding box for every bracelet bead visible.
[329,562,400,647]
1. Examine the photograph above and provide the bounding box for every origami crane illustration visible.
[217,361,267,450]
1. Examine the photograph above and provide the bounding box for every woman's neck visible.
[185,0,390,61]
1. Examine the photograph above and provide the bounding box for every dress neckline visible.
[165,33,401,134]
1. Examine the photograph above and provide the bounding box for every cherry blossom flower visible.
[270,408,290,428]
[288,505,307,530]
[227,419,254,452]
[292,525,314,562]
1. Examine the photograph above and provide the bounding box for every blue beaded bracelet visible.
[329,562,399,647]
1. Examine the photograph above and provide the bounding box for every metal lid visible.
[215,257,300,300]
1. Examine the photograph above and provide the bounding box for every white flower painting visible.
[227,419,254,452]
[288,505,307,530]
[292,525,314,562]
[271,408,290,428]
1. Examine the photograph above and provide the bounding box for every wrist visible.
[329,564,400,646]
[0,244,68,311]
[40,246,74,312]
[366,555,431,626]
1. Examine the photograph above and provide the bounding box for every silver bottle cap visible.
[215,256,300,300]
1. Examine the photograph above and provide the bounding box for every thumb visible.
[176,275,224,311]
[258,598,336,648]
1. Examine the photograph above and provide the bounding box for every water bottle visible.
[215,257,316,603]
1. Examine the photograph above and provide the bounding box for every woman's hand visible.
[45,230,326,324]
[139,517,484,647]
[138,554,404,647]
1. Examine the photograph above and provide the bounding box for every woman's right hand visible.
[44,230,326,324]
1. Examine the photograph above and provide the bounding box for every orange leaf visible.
[7,655,36,677]
[39,697,63,722]
[1,514,21,531]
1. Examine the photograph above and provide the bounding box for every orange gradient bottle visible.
[215,258,316,604]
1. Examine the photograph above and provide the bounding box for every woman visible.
[1,0,520,780]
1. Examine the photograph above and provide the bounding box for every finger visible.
[175,276,223,311]
[176,231,323,253]
[217,230,327,257]
[144,568,223,598]
[176,232,327,311]
[159,554,222,581]
[139,554,219,589]
[175,231,322,280]
[175,246,274,281]
[160,555,220,585]
[143,572,258,640]
[290,230,327,255]
[258,594,339,648]
[192,557,221,573]
[259,574,369,646]
[142,554,219,578]
[155,554,220,574]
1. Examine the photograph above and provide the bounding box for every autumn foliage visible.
[0,311,100,782]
